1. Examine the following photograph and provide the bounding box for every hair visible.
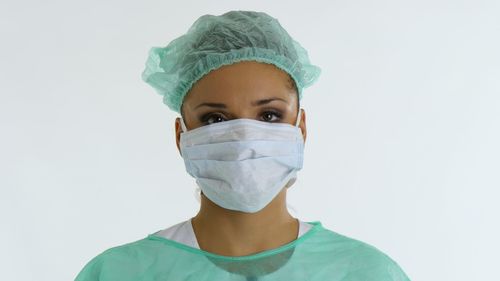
[180,72,300,123]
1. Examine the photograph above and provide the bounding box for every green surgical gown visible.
[75,221,410,281]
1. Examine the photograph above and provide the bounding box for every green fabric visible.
[75,221,410,281]
[141,10,322,114]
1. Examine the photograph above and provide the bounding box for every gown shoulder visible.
[74,237,157,281]
[316,226,411,281]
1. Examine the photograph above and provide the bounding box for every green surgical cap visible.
[141,10,322,114]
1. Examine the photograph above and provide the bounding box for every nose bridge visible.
[233,109,258,120]
[224,99,255,119]
[180,108,255,133]
[222,102,264,120]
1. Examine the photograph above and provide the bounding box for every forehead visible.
[183,61,295,105]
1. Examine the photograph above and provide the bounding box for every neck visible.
[191,188,299,257]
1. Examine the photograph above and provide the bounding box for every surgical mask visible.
[179,109,304,213]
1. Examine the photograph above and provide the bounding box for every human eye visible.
[261,110,283,122]
[199,112,227,125]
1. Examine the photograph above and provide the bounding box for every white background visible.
[1,1,499,280]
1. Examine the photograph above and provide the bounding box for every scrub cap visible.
[141,10,321,114]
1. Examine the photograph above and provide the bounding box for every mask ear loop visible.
[295,108,302,127]
[285,176,299,216]
[287,201,299,217]
[194,185,202,203]
[180,117,188,133]
[180,116,200,201]
[287,108,302,216]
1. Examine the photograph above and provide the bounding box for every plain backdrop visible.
[1,0,499,280]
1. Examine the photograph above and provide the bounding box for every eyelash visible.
[200,110,283,125]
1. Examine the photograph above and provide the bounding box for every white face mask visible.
[179,109,304,213]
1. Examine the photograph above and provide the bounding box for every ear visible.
[175,117,182,156]
[298,108,307,144]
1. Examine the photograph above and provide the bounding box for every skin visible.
[174,60,307,257]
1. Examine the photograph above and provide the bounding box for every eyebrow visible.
[194,97,288,109]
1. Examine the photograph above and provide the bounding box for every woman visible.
[75,10,410,281]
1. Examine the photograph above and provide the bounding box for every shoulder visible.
[74,237,160,281]
[313,224,411,281]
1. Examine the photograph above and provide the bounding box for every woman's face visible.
[175,60,307,153]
